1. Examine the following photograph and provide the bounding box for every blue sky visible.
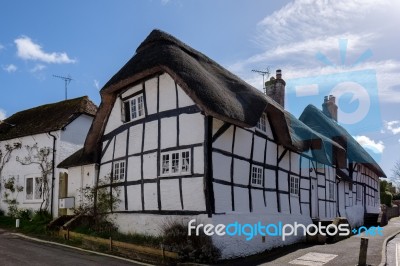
[1,0,400,181]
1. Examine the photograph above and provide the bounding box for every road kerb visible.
[379,229,400,266]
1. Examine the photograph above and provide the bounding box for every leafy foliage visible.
[161,219,221,263]
[74,174,121,234]
[0,142,22,198]
[381,191,393,207]
[2,176,24,217]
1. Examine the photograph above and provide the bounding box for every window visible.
[122,93,145,122]
[329,182,334,200]
[25,177,42,201]
[356,184,362,200]
[160,149,190,176]
[374,191,378,204]
[290,176,299,196]
[256,113,267,132]
[348,182,353,191]
[251,165,263,186]
[113,161,125,181]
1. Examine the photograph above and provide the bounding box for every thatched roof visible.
[299,104,386,177]
[285,111,346,167]
[102,29,270,127]
[0,96,97,141]
[61,29,346,168]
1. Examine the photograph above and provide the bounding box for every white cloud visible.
[30,64,46,73]
[0,109,6,120]
[354,135,385,153]
[385,120,400,135]
[14,36,76,64]
[161,0,170,5]
[2,64,17,73]
[255,0,392,47]
[0,43,4,50]
[230,0,400,103]
[94,79,100,90]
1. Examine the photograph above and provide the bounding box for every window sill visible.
[123,115,145,124]
[23,200,43,204]
[159,172,191,178]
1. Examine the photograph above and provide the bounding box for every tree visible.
[392,160,400,187]
[0,142,22,180]
[16,144,52,212]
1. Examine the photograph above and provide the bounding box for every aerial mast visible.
[251,68,270,94]
[53,75,73,100]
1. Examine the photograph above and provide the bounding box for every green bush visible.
[161,219,220,263]
[31,211,52,223]
[0,209,4,216]
[17,209,33,220]
[393,193,400,201]
[381,191,393,207]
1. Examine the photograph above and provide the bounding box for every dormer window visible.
[122,93,145,122]
[256,113,267,132]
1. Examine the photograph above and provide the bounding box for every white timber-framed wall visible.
[97,72,209,235]
[62,73,383,258]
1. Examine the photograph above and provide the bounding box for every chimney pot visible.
[276,69,282,79]
[266,69,285,108]
[322,95,338,121]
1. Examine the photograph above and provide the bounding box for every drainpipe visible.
[48,132,57,217]
[337,178,341,217]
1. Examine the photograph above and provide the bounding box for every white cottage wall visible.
[99,73,206,223]
[0,133,58,215]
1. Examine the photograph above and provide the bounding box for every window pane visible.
[181,151,190,172]
[34,177,42,200]
[162,154,170,174]
[120,162,125,180]
[115,163,120,180]
[131,98,137,119]
[138,95,144,117]
[26,178,33,200]
[172,153,179,173]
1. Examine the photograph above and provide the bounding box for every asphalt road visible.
[0,229,146,266]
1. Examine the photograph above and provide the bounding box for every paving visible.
[224,216,400,266]
[386,224,400,266]
[0,229,144,266]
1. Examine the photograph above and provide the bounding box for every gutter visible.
[48,131,57,217]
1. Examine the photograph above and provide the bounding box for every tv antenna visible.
[53,74,73,100]
[252,68,270,94]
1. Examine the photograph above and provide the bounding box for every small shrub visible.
[17,209,33,220]
[381,191,393,207]
[161,219,220,263]
[0,209,4,216]
[32,210,52,223]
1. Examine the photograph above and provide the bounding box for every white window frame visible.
[251,165,263,186]
[256,113,267,132]
[25,175,43,202]
[329,182,334,200]
[290,175,300,197]
[160,149,191,176]
[113,161,126,181]
[123,93,145,122]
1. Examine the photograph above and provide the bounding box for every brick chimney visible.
[322,95,338,121]
[265,69,286,108]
